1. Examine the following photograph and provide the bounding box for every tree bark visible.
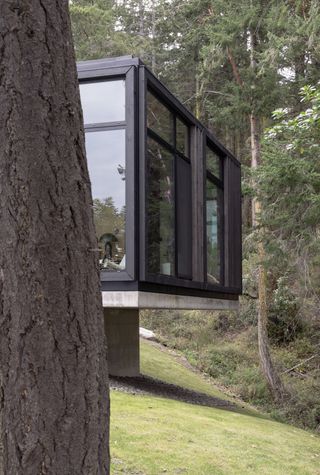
[249,29,285,401]
[0,1,109,474]
[226,47,244,88]
[151,0,157,72]
[255,209,285,401]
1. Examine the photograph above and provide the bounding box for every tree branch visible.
[281,354,319,375]
[226,46,244,87]
[242,291,258,300]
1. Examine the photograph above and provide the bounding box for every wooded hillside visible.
[71,0,320,431]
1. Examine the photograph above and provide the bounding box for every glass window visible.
[206,180,221,284]
[85,129,126,272]
[176,118,189,157]
[207,146,221,178]
[176,156,192,279]
[147,137,175,276]
[80,80,126,125]
[147,91,173,144]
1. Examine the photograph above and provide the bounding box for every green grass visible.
[110,340,320,474]
[140,339,262,418]
[140,339,230,401]
[111,392,320,475]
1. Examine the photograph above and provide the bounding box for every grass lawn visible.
[110,340,320,474]
[140,339,230,401]
[140,339,262,417]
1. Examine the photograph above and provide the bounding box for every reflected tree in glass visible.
[176,118,189,157]
[147,138,175,276]
[85,129,126,272]
[93,198,125,271]
[147,91,173,144]
[206,180,221,284]
[207,146,221,178]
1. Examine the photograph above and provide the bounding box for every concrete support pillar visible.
[103,307,140,377]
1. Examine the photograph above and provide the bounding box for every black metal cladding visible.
[77,56,242,299]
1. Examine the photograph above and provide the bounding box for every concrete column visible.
[103,308,140,377]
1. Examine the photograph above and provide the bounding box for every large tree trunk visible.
[0,2,109,474]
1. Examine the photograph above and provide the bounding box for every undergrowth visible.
[140,306,320,432]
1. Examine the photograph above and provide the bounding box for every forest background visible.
[70,0,320,431]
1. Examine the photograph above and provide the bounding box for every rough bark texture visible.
[256,224,285,401]
[226,47,244,88]
[0,1,109,474]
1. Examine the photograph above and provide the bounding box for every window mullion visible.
[173,115,178,278]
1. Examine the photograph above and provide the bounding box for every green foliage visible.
[236,366,270,404]
[205,346,240,379]
[254,85,320,323]
[70,0,156,61]
[268,277,303,345]
[142,308,320,431]
[70,2,119,60]
[259,85,320,244]
[70,0,320,433]
[278,378,320,431]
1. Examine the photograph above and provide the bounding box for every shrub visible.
[236,366,270,404]
[268,277,304,344]
[277,379,320,432]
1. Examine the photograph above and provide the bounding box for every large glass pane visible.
[80,80,126,125]
[207,146,221,178]
[85,129,126,272]
[176,118,189,157]
[147,91,173,144]
[206,179,221,284]
[176,156,192,279]
[147,137,175,276]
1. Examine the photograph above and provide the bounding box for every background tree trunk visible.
[250,69,285,402]
[0,1,109,474]
[249,25,284,401]
[151,0,157,72]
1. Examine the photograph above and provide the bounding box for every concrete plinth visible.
[103,308,140,377]
[102,291,239,311]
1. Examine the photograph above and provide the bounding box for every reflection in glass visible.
[147,91,173,144]
[207,146,221,178]
[206,180,221,284]
[176,156,192,279]
[85,129,126,272]
[80,80,126,125]
[147,137,175,276]
[176,118,189,157]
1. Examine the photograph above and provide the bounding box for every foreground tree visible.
[0,1,109,473]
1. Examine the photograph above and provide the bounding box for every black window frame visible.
[79,64,136,282]
[140,67,196,288]
[204,138,225,288]
[146,90,192,280]
[77,57,242,299]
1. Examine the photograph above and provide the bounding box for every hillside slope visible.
[110,339,320,475]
